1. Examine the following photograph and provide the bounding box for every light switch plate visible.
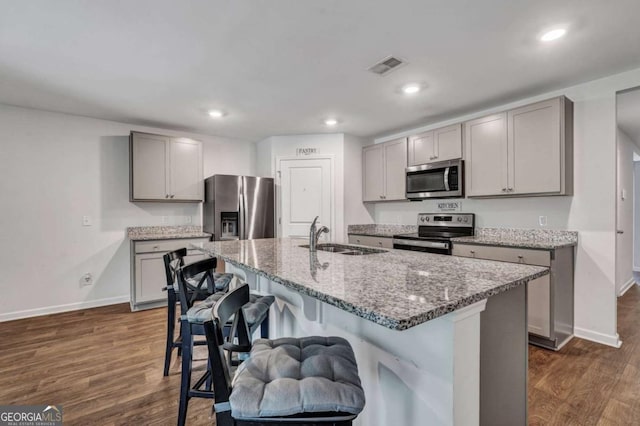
[82,215,92,226]
[539,216,548,227]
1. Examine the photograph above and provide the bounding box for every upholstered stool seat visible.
[187,293,275,326]
[230,336,365,420]
[204,283,365,426]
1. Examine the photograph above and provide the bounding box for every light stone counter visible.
[452,228,578,250]
[127,225,210,241]
[193,237,547,330]
[193,237,541,425]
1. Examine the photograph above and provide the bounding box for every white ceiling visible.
[2,1,640,142]
[618,88,640,146]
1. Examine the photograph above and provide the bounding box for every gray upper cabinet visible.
[465,113,509,197]
[130,131,203,202]
[407,124,462,166]
[363,137,407,202]
[464,96,573,198]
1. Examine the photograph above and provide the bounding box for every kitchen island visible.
[193,238,549,426]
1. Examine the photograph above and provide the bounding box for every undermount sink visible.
[299,243,386,255]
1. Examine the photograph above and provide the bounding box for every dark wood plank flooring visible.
[1,286,639,425]
[529,285,640,425]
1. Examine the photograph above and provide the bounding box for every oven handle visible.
[392,239,450,250]
[444,167,450,192]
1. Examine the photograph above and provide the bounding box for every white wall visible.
[0,104,255,321]
[372,67,640,348]
[256,134,347,242]
[616,128,638,295]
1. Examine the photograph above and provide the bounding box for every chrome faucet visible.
[309,216,330,252]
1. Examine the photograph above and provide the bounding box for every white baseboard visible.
[619,279,637,297]
[0,295,130,323]
[574,327,622,348]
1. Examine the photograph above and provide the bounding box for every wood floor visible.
[529,285,640,425]
[1,287,639,425]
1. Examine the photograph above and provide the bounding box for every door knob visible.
[617,230,624,234]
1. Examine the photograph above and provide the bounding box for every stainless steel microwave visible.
[405,159,464,199]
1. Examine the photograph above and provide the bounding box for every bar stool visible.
[204,283,366,426]
[162,248,234,377]
[176,258,275,426]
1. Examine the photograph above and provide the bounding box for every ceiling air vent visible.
[368,56,406,76]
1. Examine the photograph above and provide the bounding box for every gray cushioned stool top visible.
[186,293,275,326]
[229,336,365,419]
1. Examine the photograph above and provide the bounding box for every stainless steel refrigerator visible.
[203,175,275,241]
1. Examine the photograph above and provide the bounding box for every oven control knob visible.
[425,217,430,222]
[420,217,425,222]
[463,217,469,223]
[457,217,462,222]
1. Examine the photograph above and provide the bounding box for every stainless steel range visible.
[392,213,475,255]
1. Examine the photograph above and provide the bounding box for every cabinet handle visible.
[379,195,383,199]
[165,194,169,198]
[170,194,175,198]
[378,241,383,246]
[470,250,475,256]
[153,245,159,250]
[508,188,513,192]
[517,255,524,263]
[502,188,507,192]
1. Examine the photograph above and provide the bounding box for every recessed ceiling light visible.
[324,118,338,126]
[402,83,421,95]
[540,28,567,42]
[208,110,224,118]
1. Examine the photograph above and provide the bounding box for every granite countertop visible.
[451,228,578,250]
[192,238,548,331]
[347,224,417,238]
[127,226,211,241]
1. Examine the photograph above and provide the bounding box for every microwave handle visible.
[444,167,450,191]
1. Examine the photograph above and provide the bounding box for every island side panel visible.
[480,283,528,426]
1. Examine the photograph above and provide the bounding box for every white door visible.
[279,158,333,240]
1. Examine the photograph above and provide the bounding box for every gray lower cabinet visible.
[130,237,209,311]
[348,234,393,249]
[452,242,574,350]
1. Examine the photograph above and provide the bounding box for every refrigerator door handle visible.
[242,180,249,240]
[238,177,245,240]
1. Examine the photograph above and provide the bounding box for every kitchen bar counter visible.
[346,223,417,238]
[127,225,211,241]
[451,228,578,250]
[193,238,547,330]
[193,237,543,425]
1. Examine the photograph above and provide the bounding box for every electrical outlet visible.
[81,273,93,286]
[539,216,548,227]
[185,216,192,224]
[82,215,92,226]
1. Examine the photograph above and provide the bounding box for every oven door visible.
[405,159,463,199]
[392,238,451,255]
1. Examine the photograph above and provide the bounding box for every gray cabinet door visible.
[169,139,203,200]
[434,123,462,162]
[408,131,435,166]
[384,138,407,201]
[131,133,169,200]
[464,113,508,197]
[363,144,385,201]
[508,98,561,194]
[135,253,167,304]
